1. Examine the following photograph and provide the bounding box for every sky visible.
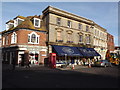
[1,1,119,46]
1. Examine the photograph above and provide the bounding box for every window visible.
[31,34,36,43]
[11,32,17,44]
[67,20,71,28]
[5,36,8,45]
[86,26,89,32]
[57,17,61,26]
[86,35,90,44]
[18,19,23,25]
[6,23,14,30]
[34,18,40,27]
[78,23,82,30]
[2,37,5,45]
[57,31,62,41]
[67,33,73,43]
[28,32,40,44]
[79,35,83,42]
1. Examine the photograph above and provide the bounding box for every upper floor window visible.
[79,35,83,42]
[86,26,89,32]
[34,18,41,27]
[56,17,61,26]
[2,37,5,45]
[11,32,17,44]
[78,23,82,30]
[5,36,8,45]
[6,23,14,30]
[14,18,24,27]
[57,31,62,41]
[86,35,90,44]
[67,20,72,28]
[28,32,39,44]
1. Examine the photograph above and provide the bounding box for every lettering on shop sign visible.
[62,47,74,54]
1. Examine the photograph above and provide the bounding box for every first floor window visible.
[28,32,39,44]
[79,35,83,42]
[11,32,17,44]
[86,35,90,44]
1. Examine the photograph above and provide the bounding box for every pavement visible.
[2,64,120,88]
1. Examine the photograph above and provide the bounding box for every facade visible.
[93,24,108,59]
[107,33,115,52]
[2,6,114,66]
[42,6,107,60]
[0,32,3,61]
[2,15,47,66]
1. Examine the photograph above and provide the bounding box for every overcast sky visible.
[1,2,119,46]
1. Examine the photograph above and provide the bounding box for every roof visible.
[3,15,46,33]
[14,15,26,20]
[6,20,14,24]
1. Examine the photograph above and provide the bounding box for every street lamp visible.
[65,54,67,64]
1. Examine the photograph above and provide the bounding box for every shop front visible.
[51,45,101,66]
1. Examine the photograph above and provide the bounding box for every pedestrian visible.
[88,58,91,68]
[83,58,86,66]
[26,59,30,68]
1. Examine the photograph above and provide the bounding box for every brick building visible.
[107,33,115,52]
[2,15,47,66]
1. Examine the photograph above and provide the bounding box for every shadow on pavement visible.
[2,64,120,88]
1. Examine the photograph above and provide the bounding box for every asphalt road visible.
[2,65,120,88]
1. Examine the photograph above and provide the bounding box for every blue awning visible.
[87,48,101,56]
[52,45,83,56]
[77,47,101,57]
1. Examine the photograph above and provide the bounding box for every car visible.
[56,60,67,68]
[93,60,112,67]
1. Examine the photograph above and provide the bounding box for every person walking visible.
[88,58,91,68]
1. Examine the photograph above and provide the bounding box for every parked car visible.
[56,61,67,68]
[93,60,112,67]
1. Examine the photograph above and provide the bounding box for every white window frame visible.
[11,32,17,44]
[6,22,14,30]
[34,18,41,28]
[28,32,40,44]
[14,18,24,27]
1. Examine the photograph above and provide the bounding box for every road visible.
[2,64,120,88]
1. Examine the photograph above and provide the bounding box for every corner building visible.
[2,15,47,66]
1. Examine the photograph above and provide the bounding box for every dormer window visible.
[6,22,14,30]
[14,18,24,27]
[34,18,41,27]
[28,32,40,44]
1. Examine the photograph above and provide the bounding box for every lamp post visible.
[65,54,67,64]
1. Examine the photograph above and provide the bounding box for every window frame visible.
[11,32,17,44]
[28,32,40,44]
[67,20,72,28]
[34,18,41,28]
[56,17,61,26]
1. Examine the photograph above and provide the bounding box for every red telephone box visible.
[49,53,56,68]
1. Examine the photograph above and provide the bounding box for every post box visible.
[49,53,56,68]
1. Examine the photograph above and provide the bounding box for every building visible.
[2,15,47,66]
[2,6,114,66]
[0,32,3,62]
[107,33,115,52]
[93,24,108,59]
[42,6,108,61]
